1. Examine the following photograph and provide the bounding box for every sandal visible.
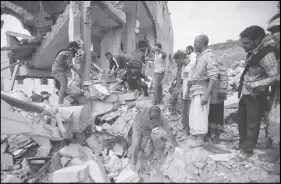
[232,143,242,150]
[263,160,280,175]
[233,151,253,162]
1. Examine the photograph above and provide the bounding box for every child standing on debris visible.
[127,101,179,171]
[51,41,82,104]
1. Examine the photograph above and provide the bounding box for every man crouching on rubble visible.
[127,101,179,171]
[119,68,150,97]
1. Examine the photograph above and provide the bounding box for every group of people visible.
[128,3,280,174]
[50,2,279,174]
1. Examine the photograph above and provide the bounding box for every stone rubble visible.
[1,77,280,183]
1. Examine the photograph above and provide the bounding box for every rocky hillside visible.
[209,39,246,68]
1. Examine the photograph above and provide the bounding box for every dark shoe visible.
[256,138,273,150]
[263,158,280,175]
[258,149,280,163]
[212,135,220,144]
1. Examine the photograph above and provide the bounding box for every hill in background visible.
[209,39,246,67]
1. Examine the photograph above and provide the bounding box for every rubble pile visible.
[1,77,280,183]
[227,60,245,93]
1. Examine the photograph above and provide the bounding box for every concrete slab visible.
[85,160,109,182]
[52,164,90,182]
[1,153,13,167]
[59,143,83,158]
[114,168,140,182]
[119,92,135,101]
[86,134,102,155]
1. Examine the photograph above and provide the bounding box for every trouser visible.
[189,94,210,135]
[238,94,267,154]
[131,122,151,165]
[181,99,191,132]
[207,102,224,136]
[153,72,164,104]
[127,77,148,96]
[168,86,183,112]
[52,71,68,104]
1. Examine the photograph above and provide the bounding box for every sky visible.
[168,1,279,50]
[1,1,279,51]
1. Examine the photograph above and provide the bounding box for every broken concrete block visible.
[48,152,62,173]
[119,92,135,101]
[103,93,119,103]
[90,84,110,100]
[113,143,124,157]
[8,135,32,152]
[79,146,94,162]
[1,142,8,154]
[99,74,115,83]
[114,168,140,182]
[209,154,234,162]
[2,174,22,183]
[60,157,71,167]
[85,160,109,182]
[52,165,90,183]
[1,153,13,167]
[86,134,102,155]
[69,158,85,166]
[59,143,83,158]
[104,150,122,174]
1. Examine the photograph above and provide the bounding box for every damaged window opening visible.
[40,79,48,85]
[17,79,23,84]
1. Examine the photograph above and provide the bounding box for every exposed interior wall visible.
[100,27,123,72]
[143,1,174,83]
[2,78,55,97]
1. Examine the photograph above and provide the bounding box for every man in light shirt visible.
[188,35,218,147]
[152,43,167,105]
[180,46,197,135]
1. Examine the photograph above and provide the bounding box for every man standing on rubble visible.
[260,3,280,174]
[105,52,131,78]
[178,46,197,135]
[168,50,185,115]
[152,43,167,105]
[233,26,279,162]
[51,41,82,105]
[188,34,218,147]
[128,101,179,171]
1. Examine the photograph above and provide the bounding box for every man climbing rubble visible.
[188,34,218,147]
[119,68,149,97]
[127,100,179,171]
[105,52,131,78]
[233,25,279,162]
[51,41,83,105]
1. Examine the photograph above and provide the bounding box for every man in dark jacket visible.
[120,68,149,97]
[105,52,131,77]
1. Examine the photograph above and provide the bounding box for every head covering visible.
[267,2,280,31]
[69,41,80,49]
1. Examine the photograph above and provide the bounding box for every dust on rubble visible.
[1,80,280,183]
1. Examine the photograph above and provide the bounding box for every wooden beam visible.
[9,60,20,91]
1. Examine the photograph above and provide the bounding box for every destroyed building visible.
[1,1,174,88]
[1,1,176,183]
